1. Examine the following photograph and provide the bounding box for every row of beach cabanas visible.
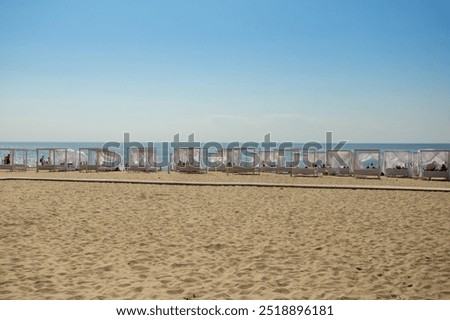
[0,147,449,180]
[171,147,449,180]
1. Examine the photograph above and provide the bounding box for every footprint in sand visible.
[238,283,253,290]
[166,288,184,295]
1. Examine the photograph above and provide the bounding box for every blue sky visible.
[1,0,449,142]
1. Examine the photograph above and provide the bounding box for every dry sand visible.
[0,171,449,299]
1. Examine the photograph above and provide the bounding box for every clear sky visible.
[1,0,449,143]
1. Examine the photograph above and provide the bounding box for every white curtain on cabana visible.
[86,149,97,166]
[208,150,226,168]
[129,148,144,166]
[384,151,411,170]
[174,148,202,167]
[48,149,67,165]
[354,151,380,169]
[129,149,157,167]
[277,149,287,167]
[98,150,119,167]
[260,150,279,167]
[230,148,256,167]
[291,150,322,168]
[231,149,240,166]
[290,150,301,167]
[418,150,449,171]
[412,152,420,177]
[311,151,326,167]
[55,149,87,168]
[326,150,353,170]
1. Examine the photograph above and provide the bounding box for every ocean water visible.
[1,141,449,168]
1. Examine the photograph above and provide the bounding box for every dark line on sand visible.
[1,176,450,192]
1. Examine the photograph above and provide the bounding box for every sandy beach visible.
[0,172,449,300]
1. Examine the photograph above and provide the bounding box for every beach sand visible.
[0,172,449,299]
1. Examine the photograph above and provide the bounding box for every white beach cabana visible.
[79,148,120,172]
[206,147,227,171]
[226,147,260,175]
[259,149,280,172]
[126,147,161,172]
[325,150,353,176]
[384,150,412,178]
[418,150,449,180]
[0,148,29,171]
[173,147,207,173]
[36,148,85,172]
[289,149,322,177]
[353,149,381,178]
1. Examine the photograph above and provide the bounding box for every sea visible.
[1,141,449,168]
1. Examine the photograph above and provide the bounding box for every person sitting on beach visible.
[40,156,45,165]
[440,163,447,171]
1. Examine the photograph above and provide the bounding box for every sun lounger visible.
[290,167,321,177]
